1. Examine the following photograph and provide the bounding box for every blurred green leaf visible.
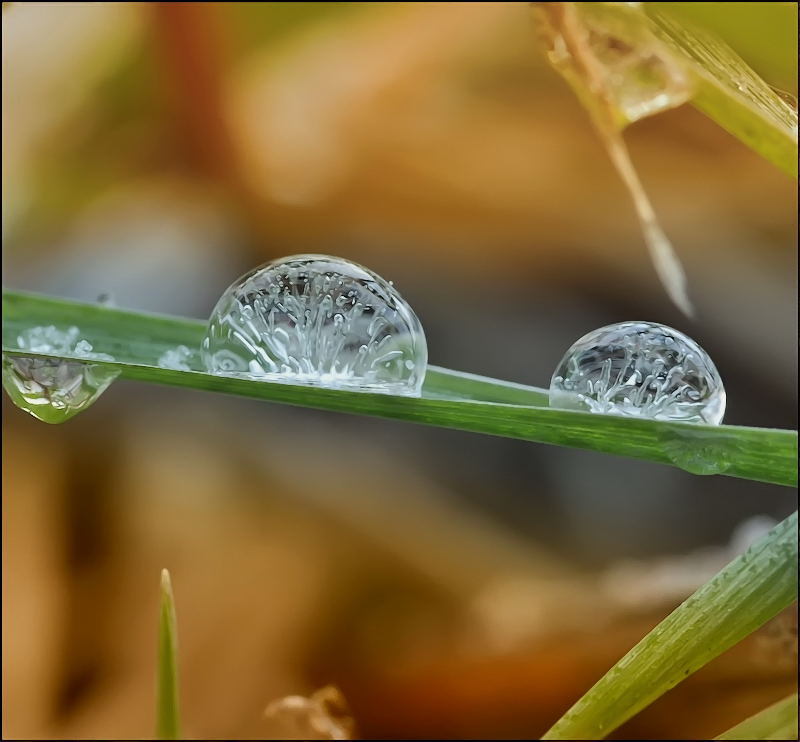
[228,1,362,56]
[157,569,181,741]
[649,2,798,91]
[646,4,798,178]
[3,290,797,487]
[715,693,799,741]
[542,511,798,740]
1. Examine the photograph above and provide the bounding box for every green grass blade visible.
[715,694,798,741]
[647,5,798,178]
[647,2,798,89]
[157,569,181,741]
[542,512,799,740]
[2,289,797,487]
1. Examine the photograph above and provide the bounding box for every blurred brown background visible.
[2,3,797,739]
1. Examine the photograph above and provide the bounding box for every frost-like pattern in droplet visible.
[202,255,427,395]
[2,325,119,424]
[549,321,725,424]
[157,345,195,371]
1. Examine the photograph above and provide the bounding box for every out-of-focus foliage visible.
[715,693,798,741]
[650,2,798,90]
[157,570,180,741]
[543,512,798,739]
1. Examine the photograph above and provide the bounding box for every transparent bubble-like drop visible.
[202,255,427,396]
[549,321,725,424]
[2,326,119,424]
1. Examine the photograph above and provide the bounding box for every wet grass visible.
[3,289,797,487]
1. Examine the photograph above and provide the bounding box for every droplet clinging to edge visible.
[2,325,119,424]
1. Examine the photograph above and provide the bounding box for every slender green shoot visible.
[157,569,181,741]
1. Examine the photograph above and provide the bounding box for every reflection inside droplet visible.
[549,321,725,424]
[202,255,427,396]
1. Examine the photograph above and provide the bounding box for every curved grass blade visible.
[647,5,798,178]
[157,569,181,741]
[2,289,796,487]
[715,693,798,741]
[542,512,798,740]
[647,2,798,91]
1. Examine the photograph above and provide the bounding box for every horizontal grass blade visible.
[2,289,797,487]
[715,693,798,741]
[157,569,181,741]
[542,511,798,740]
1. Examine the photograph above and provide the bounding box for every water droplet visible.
[96,292,115,307]
[157,345,195,371]
[202,255,427,395]
[2,326,118,424]
[658,427,737,475]
[550,321,725,424]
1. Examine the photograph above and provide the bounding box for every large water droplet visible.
[202,255,427,395]
[549,321,725,424]
[2,326,119,424]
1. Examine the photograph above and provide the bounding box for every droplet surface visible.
[549,321,725,424]
[2,326,119,424]
[202,255,427,395]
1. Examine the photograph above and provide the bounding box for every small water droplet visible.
[202,255,427,395]
[2,326,118,423]
[157,345,195,371]
[658,427,737,475]
[549,321,725,424]
[96,292,115,307]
